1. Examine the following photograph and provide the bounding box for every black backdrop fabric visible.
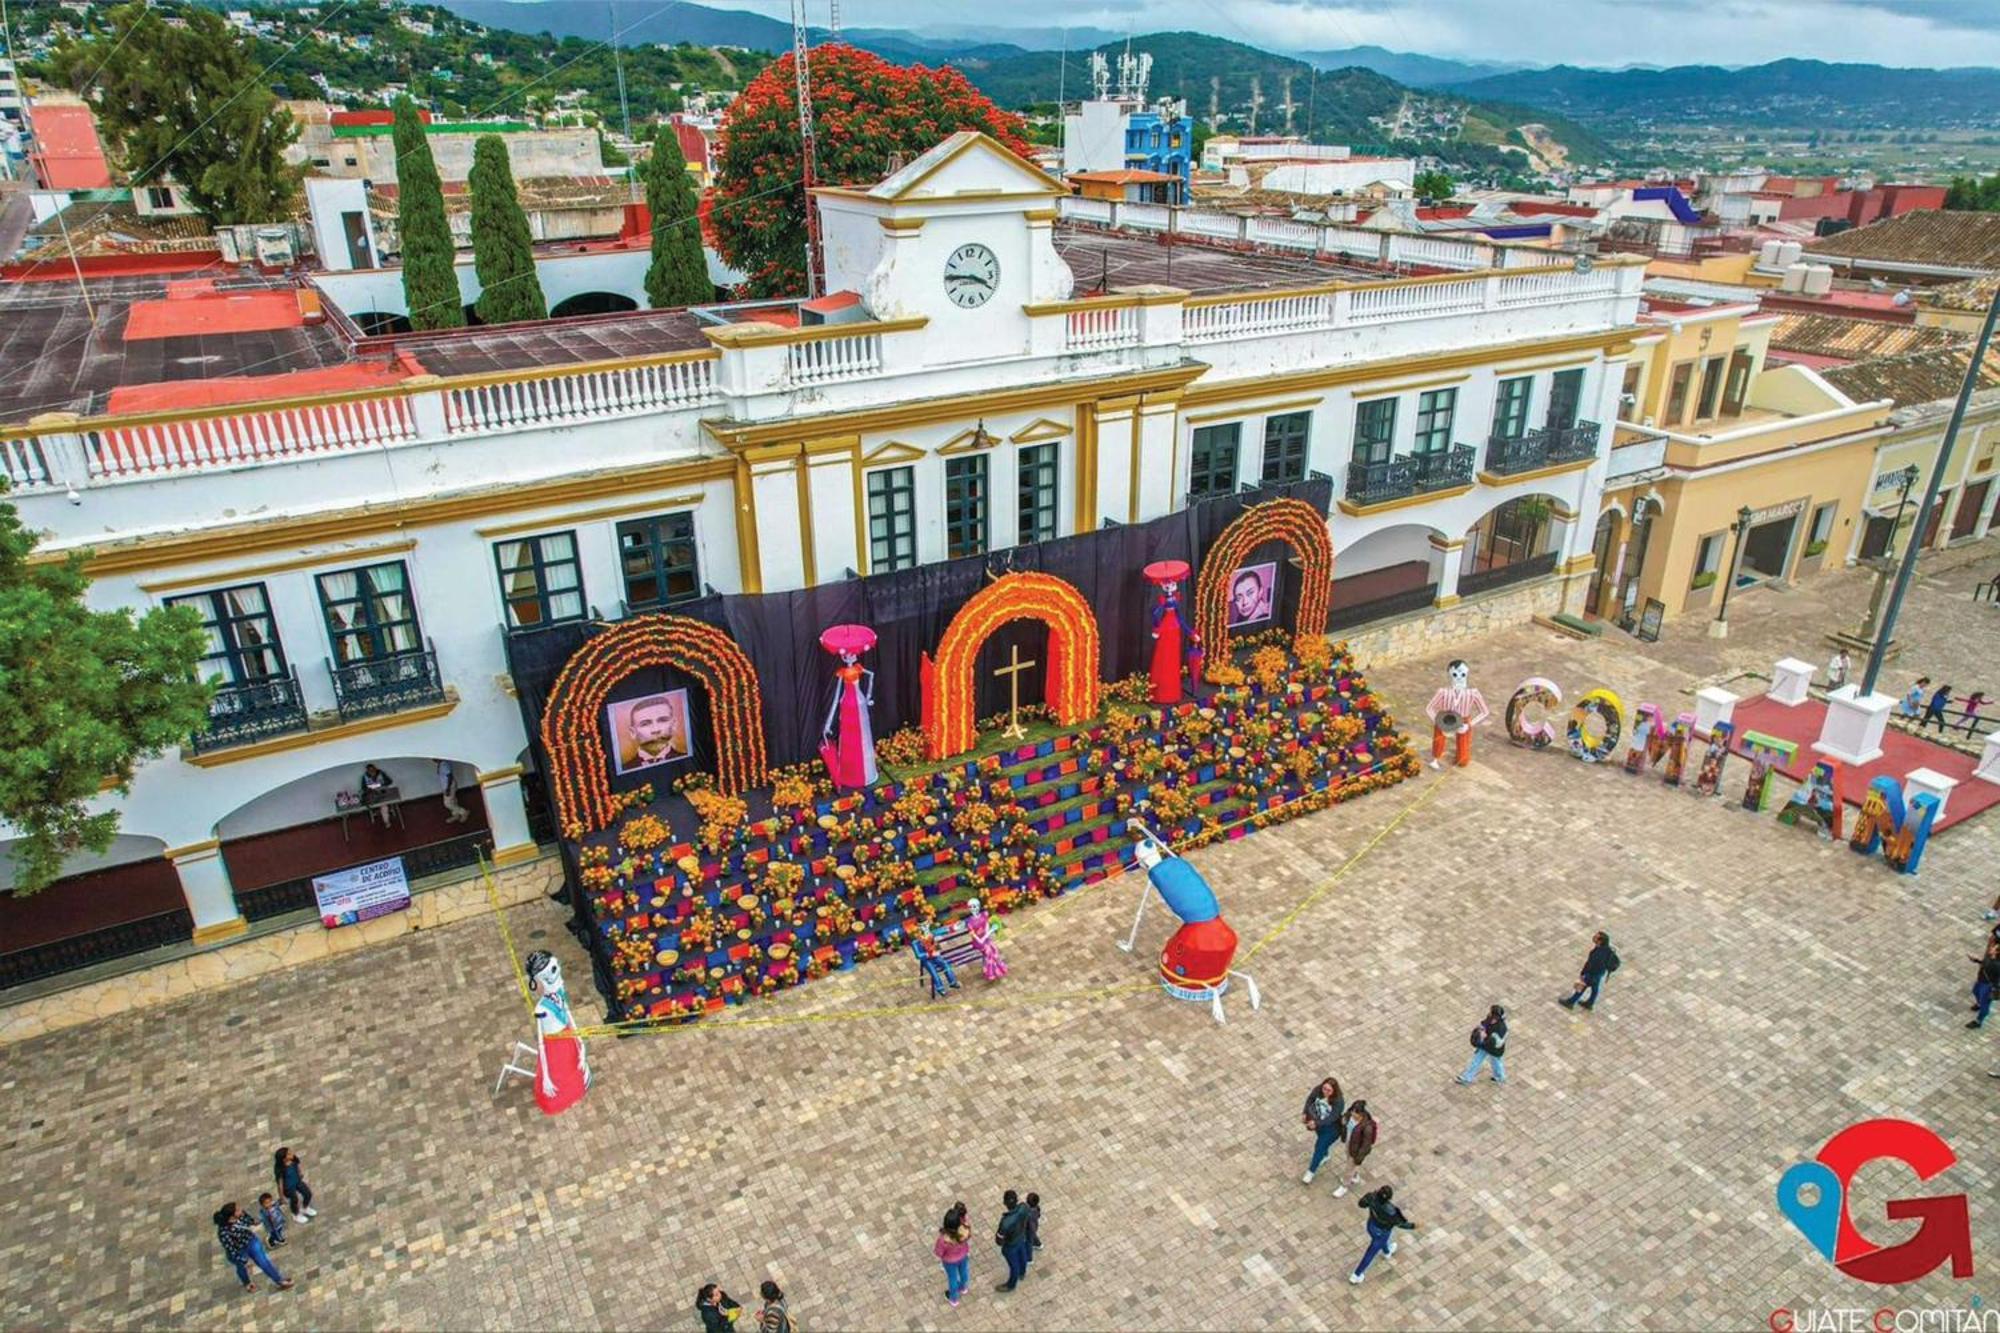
[503,478,1330,801]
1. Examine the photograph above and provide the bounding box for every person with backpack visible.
[994,1189,1034,1293]
[1560,932,1621,1010]
[1335,1101,1376,1198]
[1457,1005,1508,1084]
[1347,1184,1418,1285]
[1299,1076,1347,1184]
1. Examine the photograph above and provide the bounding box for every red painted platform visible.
[123,288,304,341]
[1727,694,1999,834]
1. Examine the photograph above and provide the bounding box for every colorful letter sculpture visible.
[526,949,590,1115]
[1124,828,1260,1024]
[1623,703,1663,774]
[1778,759,1846,840]
[1738,730,1798,813]
[1426,660,1491,768]
[1143,560,1201,705]
[1660,713,1694,787]
[1505,677,1563,749]
[819,624,879,790]
[1692,720,1734,796]
[1849,775,1940,875]
[1567,688,1625,763]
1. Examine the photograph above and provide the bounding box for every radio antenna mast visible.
[790,0,824,297]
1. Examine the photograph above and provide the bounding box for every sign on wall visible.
[311,856,411,929]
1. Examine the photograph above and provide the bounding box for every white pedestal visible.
[1770,658,1816,706]
[1694,686,1739,738]
[1813,686,1896,766]
[1976,733,2000,787]
[1905,767,1958,823]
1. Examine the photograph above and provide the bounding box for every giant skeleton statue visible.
[525,950,591,1115]
[1121,824,1261,1024]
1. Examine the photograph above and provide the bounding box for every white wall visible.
[1062,102,1127,176]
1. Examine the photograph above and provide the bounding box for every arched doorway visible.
[1329,522,1447,629]
[550,291,639,318]
[1615,497,1662,621]
[1586,508,1620,617]
[1459,493,1562,596]
[1193,497,1334,661]
[921,572,1101,761]
[541,614,768,832]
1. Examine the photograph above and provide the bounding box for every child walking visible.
[272,1147,317,1224]
[258,1193,288,1247]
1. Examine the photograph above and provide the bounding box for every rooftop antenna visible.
[610,0,632,143]
[828,0,840,41]
[789,0,823,297]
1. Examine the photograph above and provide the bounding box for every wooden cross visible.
[993,643,1039,741]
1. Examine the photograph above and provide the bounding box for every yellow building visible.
[1591,295,1892,624]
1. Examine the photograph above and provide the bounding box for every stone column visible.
[1429,535,1465,608]
[169,840,246,945]
[480,767,540,869]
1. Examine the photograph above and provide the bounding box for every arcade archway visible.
[921,572,1101,761]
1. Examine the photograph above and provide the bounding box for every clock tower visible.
[814,132,1074,361]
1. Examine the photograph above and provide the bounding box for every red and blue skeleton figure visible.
[1121,825,1262,1024]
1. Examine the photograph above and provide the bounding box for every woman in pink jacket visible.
[934,1201,972,1307]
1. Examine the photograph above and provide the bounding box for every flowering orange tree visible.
[711,44,1030,296]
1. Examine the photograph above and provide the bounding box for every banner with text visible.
[312,856,411,929]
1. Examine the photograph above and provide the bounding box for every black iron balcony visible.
[1459,549,1561,597]
[1344,443,1475,507]
[188,670,311,754]
[328,640,446,723]
[1485,421,1602,477]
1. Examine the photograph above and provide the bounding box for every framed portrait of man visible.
[608,689,692,774]
[1226,561,1277,628]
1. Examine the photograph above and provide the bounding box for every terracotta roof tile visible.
[1819,344,2000,406]
[1768,312,1963,362]
[1807,210,2000,270]
[1920,273,1999,313]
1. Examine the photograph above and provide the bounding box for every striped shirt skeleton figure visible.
[1425,659,1491,769]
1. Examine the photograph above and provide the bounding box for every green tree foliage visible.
[393,97,466,332]
[1944,173,2000,213]
[643,126,714,310]
[1412,169,1455,201]
[0,500,211,896]
[48,2,300,225]
[468,136,548,325]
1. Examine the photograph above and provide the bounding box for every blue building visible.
[1123,106,1193,206]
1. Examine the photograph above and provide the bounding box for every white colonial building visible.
[0,133,1643,971]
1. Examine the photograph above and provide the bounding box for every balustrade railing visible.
[1484,421,1602,476]
[1184,289,1333,343]
[1065,303,1139,351]
[0,908,194,991]
[188,670,312,754]
[1344,444,1476,507]
[327,641,446,723]
[787,331,883,386]
[1327,582,1440,631]
[1458,549,1560,597]
[92,394,417,480]
[445,354,715,434]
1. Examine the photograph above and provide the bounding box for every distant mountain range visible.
[1446,59,2000,129]
[1295,46,1529,88]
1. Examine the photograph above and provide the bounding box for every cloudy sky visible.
[697,0,2000,68]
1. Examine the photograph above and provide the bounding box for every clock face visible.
[944,243,1000,308]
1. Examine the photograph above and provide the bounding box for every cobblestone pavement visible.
[3,541,1997,1332]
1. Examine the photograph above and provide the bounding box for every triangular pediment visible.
[869,131,1065,202]
[1008,417,1071,445]
[862,440,928,465]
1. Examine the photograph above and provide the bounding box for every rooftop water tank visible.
[1802,264,1835,296]
[1781,262,1809,293]
[1777,240,1804,267]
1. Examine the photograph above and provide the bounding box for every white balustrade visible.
[1346,276,1486,325]
[1178,209,1240,240]
[445,355,718,434]
[1245,216,1317,250]
[1318,226,1385,261]
[88,394,418,480]
[1064,303,1140,351]
[1183,290,1334,344]
[1386,233,1491,271]
[787,332,883,387]
[1,436,49,489]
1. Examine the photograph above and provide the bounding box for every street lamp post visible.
[1853,463,1921,648]
[1709,504,1755,638]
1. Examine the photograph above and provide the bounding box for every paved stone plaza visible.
[3,543,1997,1331]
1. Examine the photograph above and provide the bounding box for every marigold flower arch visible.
[542,614,768,834]
[1194,498,1335,662]
[921,572,1102,761]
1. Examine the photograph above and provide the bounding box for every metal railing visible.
[236,828,494,923]
[0,908,194,991]
[327,641,446,723]
[1327,582,1440,631]
[188,670,311,754]
[1344,444,1476,507]
[1459,550,1560,597]
[1484,421,1602,477]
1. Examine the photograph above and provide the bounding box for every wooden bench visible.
[912,920,983,994]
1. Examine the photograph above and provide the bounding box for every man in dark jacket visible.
[994,1189,1033,1292]
[1456,1004,1508,1084]
[1348,1184,1417,1284]
[1560,932,1621,1010]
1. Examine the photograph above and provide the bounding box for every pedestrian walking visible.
[257,1193,288,1247]
[1920,684,1954,733]
[215,1201,292,1292]
[1024,1192,1043,1269]
[993,1189,1033,1293]
[934,1202,972,1307]
[1961,691,1989,736]
[1826,649,1850,690]
[1335,1101,1376,1198]
[1559,932,1621,1010]
[695,1283,742,1332]
[271,1147,316,1224]
[1900,677,1930,720]
[437,758,470,824]
[1346,1185,1417,1285]
[1457,1005,1508,1084]
[755,1280,792,1333]
[1969,942,2000,1030]
[1300,1076,1346,1184]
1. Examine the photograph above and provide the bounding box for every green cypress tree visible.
[643,125,713,309]
[468,136,548,325]
[392,97,465,331]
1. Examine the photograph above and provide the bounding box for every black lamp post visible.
[1710,504,1755,638]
